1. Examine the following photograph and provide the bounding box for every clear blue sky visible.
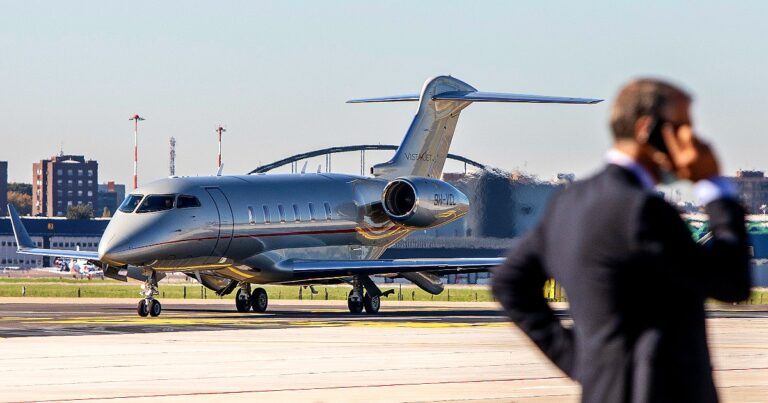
[1,1,766,190]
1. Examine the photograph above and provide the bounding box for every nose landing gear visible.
[137,270,161,317]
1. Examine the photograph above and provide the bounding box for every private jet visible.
[8,75,601,317]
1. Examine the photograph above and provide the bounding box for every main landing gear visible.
[347,275,388,315]
[137,271,161,317]
[235,283,269,313]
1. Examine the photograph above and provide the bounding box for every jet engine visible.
[381,176,469,228]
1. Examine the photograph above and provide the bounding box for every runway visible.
[1,299,768,402]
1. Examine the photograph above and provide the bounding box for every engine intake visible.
[382,176,469,228]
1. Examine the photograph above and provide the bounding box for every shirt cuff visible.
[694,176,738,205]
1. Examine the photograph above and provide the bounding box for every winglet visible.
[7,204,35,250]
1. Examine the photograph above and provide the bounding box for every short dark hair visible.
[610,78,691,140]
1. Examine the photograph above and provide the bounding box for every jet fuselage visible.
[98,172,466,283]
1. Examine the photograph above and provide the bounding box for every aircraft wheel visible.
[251,288,269,313]
[347,291,364,314]
[137,299,149,317]
[235,288,251,313]
[363,294,380,314]
[149,299,162,317]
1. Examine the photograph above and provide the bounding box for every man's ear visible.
[634,115,653,144]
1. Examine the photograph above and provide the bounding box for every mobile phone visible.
[647,118,670,156]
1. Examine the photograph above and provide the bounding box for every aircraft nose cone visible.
[98,236,131,266]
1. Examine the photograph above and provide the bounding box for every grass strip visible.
[0,282,497,302]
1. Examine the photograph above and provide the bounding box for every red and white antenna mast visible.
[129,114,145,190]
[216,126,226,169]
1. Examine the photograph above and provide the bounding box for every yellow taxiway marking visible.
[16,315,503,329]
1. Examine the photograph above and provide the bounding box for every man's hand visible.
[662,125,720,182]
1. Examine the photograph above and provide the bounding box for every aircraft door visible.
[205,187,234,257]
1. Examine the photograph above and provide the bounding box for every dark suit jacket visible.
[492,164,751,403]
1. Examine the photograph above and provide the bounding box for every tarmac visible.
[0,298,767,402]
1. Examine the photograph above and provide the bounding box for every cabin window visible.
[262,205,270,224]
[323,202,332,221]
[118,194,144,213]
[136,195,175,213]
[308,203,316,221]
[177,195,201,208]
[277,205,286,223]
[247,206,255,224]
[292,204,301,222]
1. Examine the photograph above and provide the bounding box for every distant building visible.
[731,170,768,214]
[0,161,7,217]
[32,155,98,217]
[97,181,126,216]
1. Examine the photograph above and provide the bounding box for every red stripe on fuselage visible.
[130,225,398,250]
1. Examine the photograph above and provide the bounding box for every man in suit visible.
[492,79,751,403]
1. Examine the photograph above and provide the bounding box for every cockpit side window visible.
[136,195,175,213]
[118,194,144,213]
[176,195,201,209]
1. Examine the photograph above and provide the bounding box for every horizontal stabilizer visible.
[346,94,419,103]
[433,91,602,104]
[347,91,602,105]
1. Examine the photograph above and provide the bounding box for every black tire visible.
[235,288,251,313]
[347,291,364,314]
[149,299,162,317]
[363,294,381,314]
[251,288,268,313]
[137,299,149,317]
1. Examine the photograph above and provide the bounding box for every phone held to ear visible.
[647,118,670,156]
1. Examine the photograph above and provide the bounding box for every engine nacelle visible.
[381,176,469,228]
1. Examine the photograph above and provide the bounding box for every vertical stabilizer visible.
[372,76,475,179]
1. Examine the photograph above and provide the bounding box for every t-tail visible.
[347,75,602,179]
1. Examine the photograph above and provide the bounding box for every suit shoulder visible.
[557,168,649,204]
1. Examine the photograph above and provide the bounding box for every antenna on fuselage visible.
[216,164,224,176]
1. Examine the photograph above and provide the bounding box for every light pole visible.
[216,126,226,169]
[129,115,145,190]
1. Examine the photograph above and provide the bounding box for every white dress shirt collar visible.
[605,149,656,191]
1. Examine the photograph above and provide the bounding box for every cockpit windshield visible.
[118,194,144,213]
[136,195,176,213]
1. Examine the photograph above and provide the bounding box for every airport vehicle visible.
[8,76,601,317]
